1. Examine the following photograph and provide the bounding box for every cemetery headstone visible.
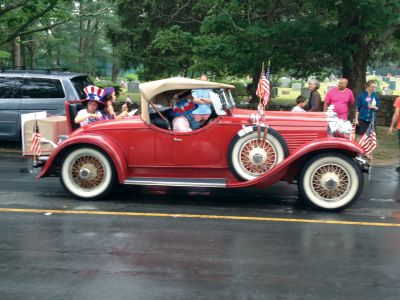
[280,77,291,88]
[301,87,311,99]
[291,82,302,91]
[128,81,140,93]
[271,87,278,98]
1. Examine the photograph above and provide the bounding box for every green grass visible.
[372,126,399,165]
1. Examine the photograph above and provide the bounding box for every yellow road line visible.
[0,207,399,227]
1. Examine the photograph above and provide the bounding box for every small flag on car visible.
[357,121,377,156]
[31,119,42,156]
[256,61,271,107]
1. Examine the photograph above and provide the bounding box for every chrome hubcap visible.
[250,150,266,165]
[79,167,92,180]
[311,164,350,200]
[71,156,104,189]
[240,139,277,176]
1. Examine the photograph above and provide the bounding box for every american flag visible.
[357,122,377,156]
[256,63,271,106]
[31,120,42,156]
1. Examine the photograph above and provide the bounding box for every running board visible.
[124,177,227,188]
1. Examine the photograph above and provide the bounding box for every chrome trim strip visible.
[124,178,227,188]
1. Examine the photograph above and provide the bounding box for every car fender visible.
[227,138,364,188]
[37,133,127,184]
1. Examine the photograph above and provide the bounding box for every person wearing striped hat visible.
[74,85,105,127]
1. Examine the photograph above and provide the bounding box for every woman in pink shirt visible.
[324,78,355,120]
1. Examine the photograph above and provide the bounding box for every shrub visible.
[125,73,138,82]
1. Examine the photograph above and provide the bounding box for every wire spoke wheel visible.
[299,153,363,211]
[60,147,115,199]
[70,155,106,190]
[311,163,350,201]
[239,139,277,176]
[228,128,289,181]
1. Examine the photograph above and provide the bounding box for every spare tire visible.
[228,127,289,181]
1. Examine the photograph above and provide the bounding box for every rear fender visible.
[227,138,364,188]
[37,134,127,184]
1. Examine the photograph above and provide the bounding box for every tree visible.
[108,0,206,79]
[264,0,400,94]
[110,0,400,93]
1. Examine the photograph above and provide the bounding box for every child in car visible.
[75,85,105,127]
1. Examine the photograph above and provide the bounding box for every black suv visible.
[0,70,93,140]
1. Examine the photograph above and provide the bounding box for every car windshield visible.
[211,89,235,113]
[71,76,93,99]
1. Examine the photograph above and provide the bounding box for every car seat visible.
[65,101,84,131]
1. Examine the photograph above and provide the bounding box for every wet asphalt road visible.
[0,152,399,299]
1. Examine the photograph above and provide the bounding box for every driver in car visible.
[171,90,201,132]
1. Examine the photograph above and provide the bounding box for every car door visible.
[0,77,21,140]
[170,122,225,166]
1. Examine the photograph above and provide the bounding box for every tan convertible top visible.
[139,77,235,124]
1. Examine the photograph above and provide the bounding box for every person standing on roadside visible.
[324,78,355,120]
[306,79,322,112]
[292,96,307,112]
[388,96,400,172]
[355,80,380,135]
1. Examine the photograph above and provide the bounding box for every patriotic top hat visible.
[83,85,105,108]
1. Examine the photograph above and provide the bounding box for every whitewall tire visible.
[60,147,115,199]
[228,128,289,181]
[299,153,363,211]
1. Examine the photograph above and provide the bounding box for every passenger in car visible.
[192,74,212,125]
[101,86,129,120]
[171,90,201,131]
[74,85,105,127]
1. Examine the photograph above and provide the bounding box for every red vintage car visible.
[36,77,369,211]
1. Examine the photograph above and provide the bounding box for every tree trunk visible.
[249,70,261,104]
[341,46,370,121]
[111,64,120,82]
[91,20,99,76]
[56,45,61,67]
[12,37,21,68]
[78,0,85,72]
[26,39,38,69]
[342,48,369,96]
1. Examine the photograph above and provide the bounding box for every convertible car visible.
[35,77,369,211]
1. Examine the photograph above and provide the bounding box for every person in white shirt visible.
[292,95,307,112]
[75,85,105,127]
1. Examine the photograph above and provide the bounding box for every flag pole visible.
[258,62,265,109]
[370,111,376,160]
[32,117,37,167]
[352,88,358,141]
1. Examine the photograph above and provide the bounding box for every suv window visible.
[0,77,15,98]
[71,76,93,99]
[21,78,65,98]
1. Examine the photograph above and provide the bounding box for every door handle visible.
[173,138,183,142]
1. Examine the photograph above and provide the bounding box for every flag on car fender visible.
[31,119,42,156]
[357,121,377,156]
